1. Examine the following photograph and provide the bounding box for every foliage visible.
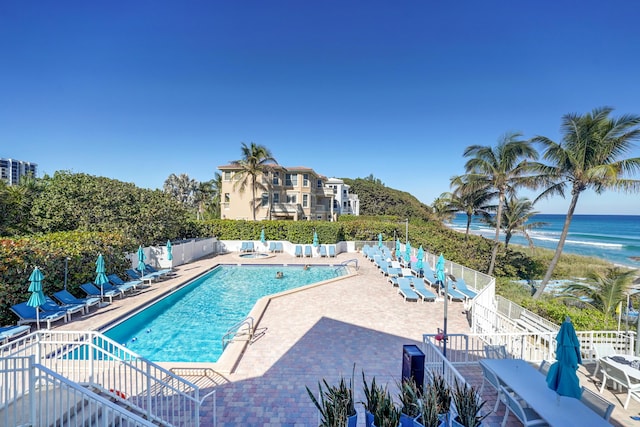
[397,377,421,418]
[306,365,356,427]
[451,380,486,427]
[532,106,640,297]
[0,231,136,325]
[361,371,384,417]
[428,371,451,414]
[416,382,441,427]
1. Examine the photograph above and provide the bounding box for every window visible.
[303,174,309,186]
[261,193,269,207]
[224,193,230,202]
[223,171,231,181]
[286,194,297,204]
[317,179,323,188]
[302,194,308,207]
[285,173,298,186]
[272,171,279,185]
[343,201,347,208]
[273,193,280,203]
[343,189,347,196]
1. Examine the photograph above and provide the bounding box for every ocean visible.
[447,214,640,269]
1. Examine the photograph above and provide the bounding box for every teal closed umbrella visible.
[27,267,46,329]
[547,316,582,398]
[166,240,173,261]
[378,233,383,248]
[260,229,266,245]
[395,239,401,254]
[416,246,424,273]
[405,241,411,264]
[95,253,109,303]
[313,230,319,247]
[436,253,448,357]
[137,245,146,278]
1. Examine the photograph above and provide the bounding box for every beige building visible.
[218,165,339,221]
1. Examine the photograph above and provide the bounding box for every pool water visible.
[103,264,346,362]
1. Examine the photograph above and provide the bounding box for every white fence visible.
[134,237,218,270]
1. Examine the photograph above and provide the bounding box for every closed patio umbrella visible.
[260,229,266,246]
[378,233,383,248]
[405,241,411,264]
[26,267,46,329]
[547,316,582,398]
[166,240,173,271]
[137,245,146,278]
[436,253,448,357]
[95,253,109,304]
[416,245,424,274]
[395,239,401,254]
[313,230,319,247]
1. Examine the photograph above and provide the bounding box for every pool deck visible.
[53,251,637,426]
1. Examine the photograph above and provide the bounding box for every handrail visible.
[340,258,359,271]
[0,330,211,427]
[222,316,255,349]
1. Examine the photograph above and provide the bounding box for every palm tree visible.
[482,197,546,249]
[532,107,640,298]
[563,268,637,318]
[463,132,541,275]
[448,174,494,238]
[193,180,215,220]
[163,173,197,208]
[230,142,279,221]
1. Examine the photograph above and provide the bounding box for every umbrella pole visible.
[443,279,448,358]
[36,307,40,330]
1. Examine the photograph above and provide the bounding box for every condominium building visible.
[218,164,359,221]
[0,157,37,185]
[325,177,360,216]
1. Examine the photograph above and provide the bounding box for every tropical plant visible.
[463,132,541,275]
[397,377,421,418]
[447,174,494,238]
[562,267,638,318]
[373,387,401,427]
[163,173,198,208]
[532,107,640,297]
[481,197,546,249]
[429,372,451,415]
[416,382,440,427]
[450,380,486,427]
[230,142,279,221]
[361,371,384,420]
[306,366,356,427]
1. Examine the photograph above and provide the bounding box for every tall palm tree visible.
[163,173,197,208]
[194,180,215,220]
[230,142,278,221]
[448,174,494,238]
[482,197,546,249]
[532,107,640,298]
[463,132,541,275]
[563,268,637,318]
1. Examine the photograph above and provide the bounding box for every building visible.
[218,165,359,221]
[325,177,359,216]
[0,158,37,185]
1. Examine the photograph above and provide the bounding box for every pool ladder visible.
[222,316,255,349]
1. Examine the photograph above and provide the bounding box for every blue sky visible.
[2,1,640,215]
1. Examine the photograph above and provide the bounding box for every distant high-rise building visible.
[0,158,38,185]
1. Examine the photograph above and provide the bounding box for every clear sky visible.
[2,1,640,215]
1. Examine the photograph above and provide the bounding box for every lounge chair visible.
[377,260,390,275]
[80,282,122,303]
[144,265,172,278]
[0,325,31,344]
[422,265,438,285]
[443,282,467,302]
[269,242,277,252]
[108,274,142,292]
[241,241,254,252]
[294,245,303,257]
[42,296,86,318]
[304,245,312,258]
[319,245,327,257]
[452,278,477,299]
[328,245,336,257]
[387,266,402,283]
[10,302,68,329]
[275,242,284,252]
[126,268,158,284]
[396,277,419,302]
[53,289,101,310]
[409,277,437,302]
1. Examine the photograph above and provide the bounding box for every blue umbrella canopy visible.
[313,230,319,247]
[95,253,109,301]
[260,229,266,245]
[416,246,424,271]
[405,241,411,263]
[547,316,582,398]
[436,253,446,284]
[137,245,146,276]
[166,240,173,261]
[395,239,401,254]
[378,233,383,248]
[27,267,46,328]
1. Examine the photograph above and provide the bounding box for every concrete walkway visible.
[53,250,638,426]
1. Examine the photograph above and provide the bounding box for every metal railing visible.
[222,316,255,349]
[0,330,216,427]
[1,356,155,427]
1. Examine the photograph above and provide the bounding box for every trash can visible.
[402,344,425,392]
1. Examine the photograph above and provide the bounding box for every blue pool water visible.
[103,264,346,362]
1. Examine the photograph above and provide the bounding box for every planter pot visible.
[400,413,417,427]
[366,411,375,427]
[450,416,483,427]
[413,415,446,427]
[347,414,358,427]
[438,413,449,427]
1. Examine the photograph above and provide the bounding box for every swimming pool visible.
[103,264,347,362]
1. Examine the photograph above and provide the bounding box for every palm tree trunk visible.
[465,213,472,239]
[487,192,505,275]
[533,192,580,299]
[251,176,257,221]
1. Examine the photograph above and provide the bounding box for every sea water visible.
[448,214,640,268]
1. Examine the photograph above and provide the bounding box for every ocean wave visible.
[531,235,624,249]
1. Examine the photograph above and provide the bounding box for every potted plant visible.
[414,382,442,427]
[450,379,487,427]
[306,365,357,427]
[362,371,384,427]
[429,372,451,425]
[373,386,401,427]
[397,378,421,427]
